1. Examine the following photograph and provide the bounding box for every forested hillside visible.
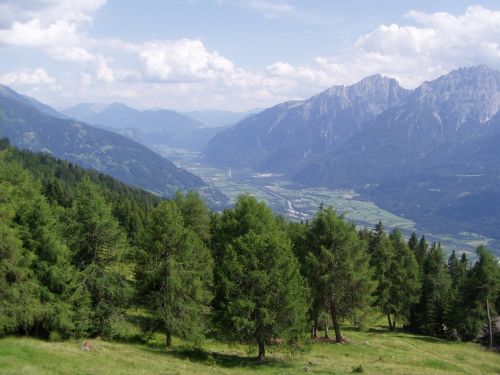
[0,84,207,196]
[1,141,499,363]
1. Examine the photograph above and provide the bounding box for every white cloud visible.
[2,3,500,111]
[138,39,235,82]
[0,68,55,85]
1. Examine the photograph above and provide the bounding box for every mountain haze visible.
[64,103,222,151]
[0,85,207,197]
[203,66,500,242]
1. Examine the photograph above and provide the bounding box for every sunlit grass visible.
[1,327,498,375]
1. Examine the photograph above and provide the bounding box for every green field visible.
[155,147,494,255]
[1,328,499,375]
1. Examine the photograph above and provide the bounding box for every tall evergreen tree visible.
[306,207,376,342]
[136,201,213,347]
[471,246,500,348]
[415,236,429,268]
[386,229,420,330]
[369,222,395,325]
[412,243,452,336]
[67,177,131,337]
[213,195,309,362]
[0,157,39,336]
[174,191,211,244]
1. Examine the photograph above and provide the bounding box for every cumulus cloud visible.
[1,3,500,111]
[0,68,55,85]
[138,39,235,82]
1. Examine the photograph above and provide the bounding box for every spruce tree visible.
[415,243,451,336]
[471,246,500,348]
[369,222,395,327]
[135,201,213,347]
[386,229,420,330]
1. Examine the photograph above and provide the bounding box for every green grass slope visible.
[1,328,498,375]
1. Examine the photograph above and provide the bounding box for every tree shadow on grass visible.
[140,346,295,369]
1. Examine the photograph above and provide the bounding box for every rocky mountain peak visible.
[414,65,500,126]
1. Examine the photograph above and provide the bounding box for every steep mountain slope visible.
[202,66,500,243]
[294,65,500,187]
[0,86,207,197]
[203,74,410,172]
[182,109,260,128]
[63,102,221,151]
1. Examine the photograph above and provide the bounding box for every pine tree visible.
[136,201,213,347]
[306,207,376,342]
[213,195,309,362]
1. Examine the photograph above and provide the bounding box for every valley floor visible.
[1,328,498,375]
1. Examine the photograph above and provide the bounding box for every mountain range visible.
[203,66,500,242]
[63,104,242,152]
[0,84,213,199]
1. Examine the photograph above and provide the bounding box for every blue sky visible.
[1,1,500,111]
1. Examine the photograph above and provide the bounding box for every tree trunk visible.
[166,330,172,348]
[256,339,265,362]
[311,317,318,339]
[330,306,343,343]
[486,297,493,349]
[324,315,329,338]
[387,314,396,331]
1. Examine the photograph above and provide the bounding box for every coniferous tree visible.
[213,195,309,361]
[369,222,395,327]
[136,201,213,347]
[471,246,500,348]
[408,232,419,254]
[67,177,131,337]
[306,207,376,342]
[413,243,451,336]
[415,235,429,268]
[174,191,211,244]
[386,229,420,330]
[0,158,39,336]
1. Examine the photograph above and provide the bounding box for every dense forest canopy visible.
[0,139,499,360]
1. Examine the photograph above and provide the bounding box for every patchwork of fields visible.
[156,146,494,255]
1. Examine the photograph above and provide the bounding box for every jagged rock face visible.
[204,66,500,177]
[202,66,500,244]
[413,66,500,128]
[203,74,410,171]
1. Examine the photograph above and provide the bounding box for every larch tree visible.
[67,177,131,337]
[213,195,309,362]
[306,207,376,342]
[135,200,213,347]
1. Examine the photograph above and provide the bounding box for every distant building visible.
[227,169,232,178]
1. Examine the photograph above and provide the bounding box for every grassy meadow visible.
[1,327,498,375]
